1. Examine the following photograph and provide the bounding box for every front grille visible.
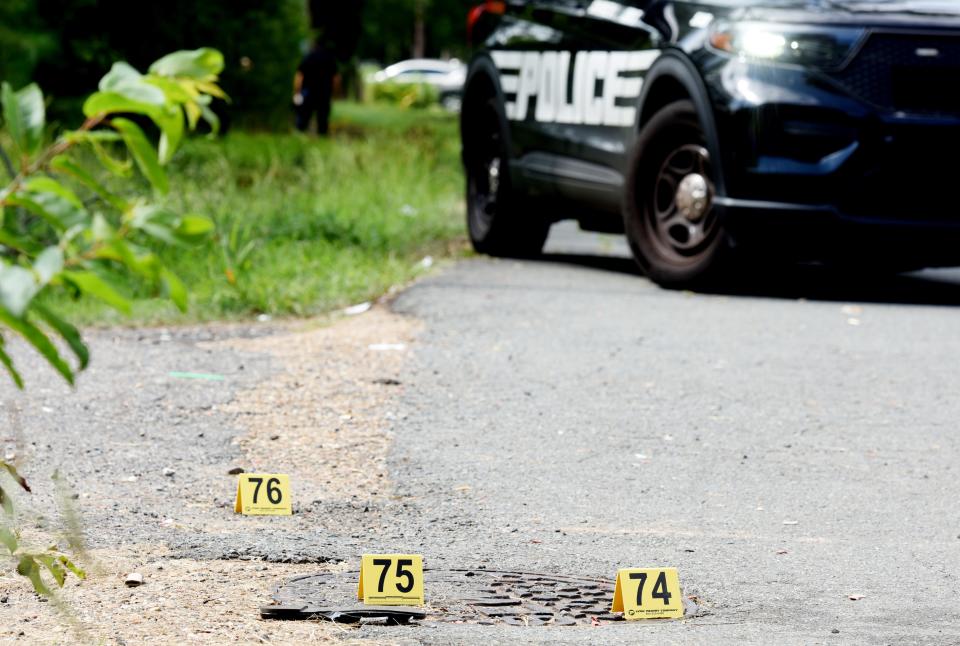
[830,32,960,115]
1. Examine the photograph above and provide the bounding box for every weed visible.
[46,102,467,324]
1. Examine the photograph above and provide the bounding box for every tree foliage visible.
[7,0,307,129]
[0,0,55,91]
[356,0,476,64]
[0,48,221,595]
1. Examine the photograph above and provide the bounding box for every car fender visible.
[635,50,727,197]
[461,53,514,167]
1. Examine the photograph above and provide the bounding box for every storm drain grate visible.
[262,569,699,626]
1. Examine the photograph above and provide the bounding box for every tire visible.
[624,100,732,287]
[463,97,550,258]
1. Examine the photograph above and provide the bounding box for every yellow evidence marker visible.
[611,567,684,620]
[357,554,425,606]
[234,473,292,515]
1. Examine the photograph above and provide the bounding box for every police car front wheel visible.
[624,100,731,287]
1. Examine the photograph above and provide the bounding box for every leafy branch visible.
[0,48,224,595]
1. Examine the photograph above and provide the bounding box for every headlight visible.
[709,22,863,68]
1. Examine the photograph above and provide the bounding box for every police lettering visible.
[491,50,659,127]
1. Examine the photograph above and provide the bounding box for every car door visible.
[490,0,662,213]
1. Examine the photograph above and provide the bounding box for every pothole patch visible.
[262,569,701,626]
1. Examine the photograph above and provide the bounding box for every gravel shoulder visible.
[0,306,417,644]
[2,223,960,644]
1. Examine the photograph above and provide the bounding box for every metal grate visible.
[262,568,701,626]
[830,32,960,115]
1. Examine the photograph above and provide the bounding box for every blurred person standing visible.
[293,39,337,134]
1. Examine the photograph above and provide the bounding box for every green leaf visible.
[0,307,74,385]
[200,103,220,135]
[0,484,12,516]
[36,554,66,587]
[82,91,159,120]
[5,195,65,231]
[61,270,131,315]
[155,105,184,164]
[0,84,20,150]
[0,336,25,389]
[176,214,215,239]
[98,61,141,90]
[144,76,193,104]
[1,82,45,159]
[195,80,229,101]
[89,140,133,177]
[0,229,42,255]
[90,213,114,241]
[110,118,168,193]
[0,262,39,316]
[17,555,52,596]
[98,62,166,106]
[33,247,64,284]
[33,304,89,370]
[1,460,30,492]
[50,156,128,211]
[9,178,90,230]
[92,240,146,277]
[58,555,85,580]
[184,101,201,130]
[161,268,187,311]
[140,223,181,246]
[0,526,17,553]
[63,130,123,144]
[24,177,84,209]
[149,48,224,79]
[128,203,179,244]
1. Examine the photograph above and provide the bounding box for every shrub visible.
[0,48,221,594]
[17,0,308,129]
[368,81,439,109]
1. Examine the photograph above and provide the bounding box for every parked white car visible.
[371,58,466,111]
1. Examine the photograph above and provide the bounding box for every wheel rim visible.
[648,143,717,257]
[467,103,503,238]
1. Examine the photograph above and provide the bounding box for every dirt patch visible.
[217,305,419,506]
[0,546,355,644]
[0,305,419,644]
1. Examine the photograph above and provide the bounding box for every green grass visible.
[52,102,467,325]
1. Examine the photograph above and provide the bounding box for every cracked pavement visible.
[2,222,959,644]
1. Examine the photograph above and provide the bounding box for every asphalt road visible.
[380,221,960,644]
[4,221,960,644]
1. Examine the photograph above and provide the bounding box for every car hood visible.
[693,1,960,25]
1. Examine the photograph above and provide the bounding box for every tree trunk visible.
[413,0,426,58]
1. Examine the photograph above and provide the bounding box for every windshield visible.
[697,0,959,7]
[700,0,960,14]
[818,1,960,14]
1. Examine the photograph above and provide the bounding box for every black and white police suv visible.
[460,0,960,285]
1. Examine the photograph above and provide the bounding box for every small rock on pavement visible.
[368,342,407,352]
[359,616,388,626]
[848,594,865,601]
[344,302,372,316]
[227,467,245,475]
[831,628,840,634]
[163,468,175,477]
[125,573,144,587]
